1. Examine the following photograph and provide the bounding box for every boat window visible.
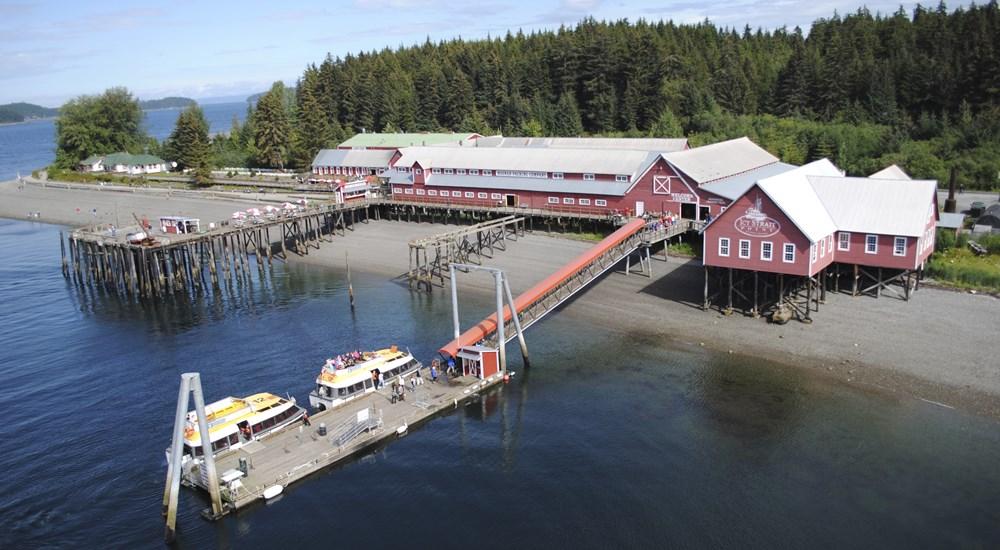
[338,387,348,397]
[364,379,373,389]
[228,433,239,445]
[263,417,275,429]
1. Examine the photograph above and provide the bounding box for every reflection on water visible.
[1,219,999,549]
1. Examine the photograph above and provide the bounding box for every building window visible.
[457,169,467,175]
[583,173,595,181]
[478,192,488,198]
[548,197,559,204]
[416,189,425,195]
[719,238,730,257]
[428,190,438,196]
[579,198,591,206]
[595,199,607,207]
[783,243,795,263]
[893,236,907,256]
[811,243,817,262]
[470,169,479,175]
[439,190,449,197]
[414,168,422,175]
[464,191,474,198]
[393,188,403,194]
[483,170,492,176]
[838,232,850,251]
[490,193,502,200]
[820,239,826,257]
[563,197,575,204]
[404,188,413,195]
[761,241,773,261]
[865,234,878,254]
[615,175,628,183]
[738,239,750,259]
[552,172,564,180]
[432,168,441,174]
[444,168,454,175]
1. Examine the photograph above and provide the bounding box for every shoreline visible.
[1,180,998,422]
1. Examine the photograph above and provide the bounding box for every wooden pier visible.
[408,215,526,292]
[62,200,374,300]
[183,373,504,518]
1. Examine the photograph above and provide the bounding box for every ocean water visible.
[0,102,247,181]
[0,218,998,548]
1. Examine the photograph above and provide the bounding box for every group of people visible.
[325,350,371,370]
[646,211,680,231]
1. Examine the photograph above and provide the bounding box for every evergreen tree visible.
[649,107,684,137]
[165,104,211,183]
[550,93,584,136]
[254,82,292,168]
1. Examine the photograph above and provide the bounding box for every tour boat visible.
[169,392,305,467]
[309,346,422,410]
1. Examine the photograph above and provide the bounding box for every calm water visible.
[0,102,247,181]
[0,218,998,548]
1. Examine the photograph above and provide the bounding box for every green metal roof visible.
[338,132,478,148]
[102,152,165,166]
[80,155,103,165]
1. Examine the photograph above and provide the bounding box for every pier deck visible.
[187,373,503,517]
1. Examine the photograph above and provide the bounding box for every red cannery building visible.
[702,160,939,320]
[381,136,782,220]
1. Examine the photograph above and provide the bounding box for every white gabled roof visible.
[435,136,688,153]
[393,146,653,177]
[753,159,842,242]
[807,176,937,237]
[312,148,395,168]
[663,137,779,184]
[869,164,911,180]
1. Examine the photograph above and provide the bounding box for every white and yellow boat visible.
[176,392,305,464]
[309,346,422,410]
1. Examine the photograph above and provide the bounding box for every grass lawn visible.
[927,247,1000,291]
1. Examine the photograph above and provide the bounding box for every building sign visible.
[652,175,671,194]
[734,195,780,237]
[670,193,695,203]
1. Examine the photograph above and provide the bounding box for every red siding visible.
[704,186,833,276]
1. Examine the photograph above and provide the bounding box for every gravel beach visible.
[3,179,998,419]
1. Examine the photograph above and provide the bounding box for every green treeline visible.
[54,4,1000,189]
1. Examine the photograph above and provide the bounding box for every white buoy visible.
[262,485,283,500]
[396,423,408,436]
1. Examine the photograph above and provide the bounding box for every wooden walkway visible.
[186,373,503,517]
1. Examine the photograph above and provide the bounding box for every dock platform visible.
[185,373,504,517]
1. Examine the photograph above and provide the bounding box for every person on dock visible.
[446,358,456,376]
[409,375,417,392]
[302,412,311,427]
[430,364,438,383]
[377,370,385,389]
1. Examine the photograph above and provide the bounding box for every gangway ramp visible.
[439,218,694,357]
[408,216,526,292]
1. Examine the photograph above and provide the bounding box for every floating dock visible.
[184,372,504,518]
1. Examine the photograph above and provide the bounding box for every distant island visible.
[0,102,59,123]
[138,96,196,110]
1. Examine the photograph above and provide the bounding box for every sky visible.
[0,0,955,106]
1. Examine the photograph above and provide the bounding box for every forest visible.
[56,3,1000,189]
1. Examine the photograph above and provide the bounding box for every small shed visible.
[937,212,965,237]
[456,345,499,380]
[159,216,201,235]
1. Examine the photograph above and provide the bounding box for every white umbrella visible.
[246,208,262,216]
[264,205,279,213]
[231,211,246,219]
[282,202,296,210]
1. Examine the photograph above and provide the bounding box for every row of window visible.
[719,238,794,262]
[719,234,909,263]
[546,197,607,206]
[837,232,907,256]
[317,166,378,175]
[422,167,628,182]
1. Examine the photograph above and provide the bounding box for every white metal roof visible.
[807,176,937,237]
[393,146,653,177]
[700,162,798,200]
[752,159,843,242]
[869,164,911,180]
[938,212,965,229]
[437,136,688,152]
[312,148,395,168]
[420,173,631,196]
[663,137,779,184]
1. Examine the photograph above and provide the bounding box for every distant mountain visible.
[139,96,196,110]
[0,102,59,123]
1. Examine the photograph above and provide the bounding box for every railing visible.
[384,195,624,220]
[330,406,382,448]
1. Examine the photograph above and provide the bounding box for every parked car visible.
[970,201,985,217]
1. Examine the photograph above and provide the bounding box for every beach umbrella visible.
[246,208,262,216]
[263,205,279,213]
[282,202,296,210]
[231,211,246,219]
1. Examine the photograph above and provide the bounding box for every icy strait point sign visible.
[734,195,780,237]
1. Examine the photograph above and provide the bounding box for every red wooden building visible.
[382,136,783,221]
[702,160,939,319]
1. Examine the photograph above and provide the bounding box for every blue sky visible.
[0,0,953,106]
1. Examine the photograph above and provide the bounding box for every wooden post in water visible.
[163,374,191,543]
[59,232,68,277]
[346,250,355,312]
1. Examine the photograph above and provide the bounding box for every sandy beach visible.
[3,178,999,419]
